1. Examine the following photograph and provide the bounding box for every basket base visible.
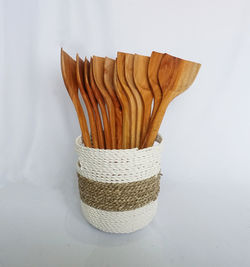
[80,200,158,234]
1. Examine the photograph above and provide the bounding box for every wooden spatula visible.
[133,54,153,145]
[89,58,112,149]
[124,54,143,148]
[93,56,116,149]
[60,48,91,147]
[113,61,131,149]
[117,52,137,148]
[104,57,123,149]
[76,54,99,148]
[142,53,201,148]
[148,51,164,121]
[83,58,105,149]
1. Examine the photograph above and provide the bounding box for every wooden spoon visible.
[124,54,143,148]
[133,54,153,145]
[142,53,201,148]
[83,58,105,149]
[93,56,116,149]
[60,48,91,147]
[89,58,112,149]
[148,51,164,121]
[76,54,98,148]
[113,61,130,149]
[117,52,137,148]
[104,57,123,149]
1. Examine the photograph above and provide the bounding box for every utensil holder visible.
[75,135,163,233]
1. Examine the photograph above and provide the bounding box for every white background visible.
[1,0,250,266]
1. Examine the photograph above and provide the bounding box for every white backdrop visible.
[1,0,250,266]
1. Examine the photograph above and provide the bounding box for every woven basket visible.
[75,135,163,233]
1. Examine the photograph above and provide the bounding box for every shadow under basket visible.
[75,135,163,234]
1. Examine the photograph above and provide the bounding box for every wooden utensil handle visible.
[141,97,152,145]
[115,107,123,149]
[74,97,92,147]
[142,92,175,148]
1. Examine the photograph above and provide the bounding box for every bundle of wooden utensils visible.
[61,49,201,149]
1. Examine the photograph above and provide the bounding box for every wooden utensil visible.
[113,61,131,149]
[117,52,137,148]
[124,54,143,148]
[60,48,91,147]
[89,58,112,149]
[76,54,98,148]
[142,53,201,148]
[133,54,153,145]
[148,51,164,121]
[93,56,116,149]
[104,57,123,149]
[83,58,105,149]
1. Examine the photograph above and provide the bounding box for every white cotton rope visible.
[75,134,163,233]
[75,135,163,183]
[80,200,158,233]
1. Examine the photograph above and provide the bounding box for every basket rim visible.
[75,133,163,152]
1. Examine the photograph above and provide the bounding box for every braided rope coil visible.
[75,134,163,233]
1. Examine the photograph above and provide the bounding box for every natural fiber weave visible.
[75,134,163,233]
[77,173,161,211]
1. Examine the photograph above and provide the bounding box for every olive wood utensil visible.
[113,61,130,149]
[124,54,143,148]
[93,56,116,149]
[133,54,153,145]
[89,58,112,149]
[148,51,164,121]
[104,57,123,149]
[60,48,91,147]
[83,58,105,149]
[117,52,137,148]
[142,53,201,148]
[76,54,99,148]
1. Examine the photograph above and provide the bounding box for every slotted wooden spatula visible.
[117,52,137,148]
[104,57,123,149]
[124,54,143,148]
[113,61,131,149]
[89,58,112,149]
[61,48,91,147]
[142,53,201,148]
[76,54,98,148]
[133,54,153,145]
[93,56,116,149]
[148,51,164,121]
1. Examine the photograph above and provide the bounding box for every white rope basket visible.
[75,135,163,234]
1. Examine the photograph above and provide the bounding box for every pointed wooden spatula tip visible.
[60,49,91,147]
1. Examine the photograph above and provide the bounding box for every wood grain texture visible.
[124,54,143,148]
[142,53,201,148]
[148,51,163,122]
[83,58,105,149]
[60,48,91,147]
[113,61,131,149]
[117,52,137,148]
[133,54,153,145]
[76,54,98,148]
[104,57,123,149]
[89,58,112,149]
[93,56,116,149]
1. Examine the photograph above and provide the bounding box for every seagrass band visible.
[77,173,161,212]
